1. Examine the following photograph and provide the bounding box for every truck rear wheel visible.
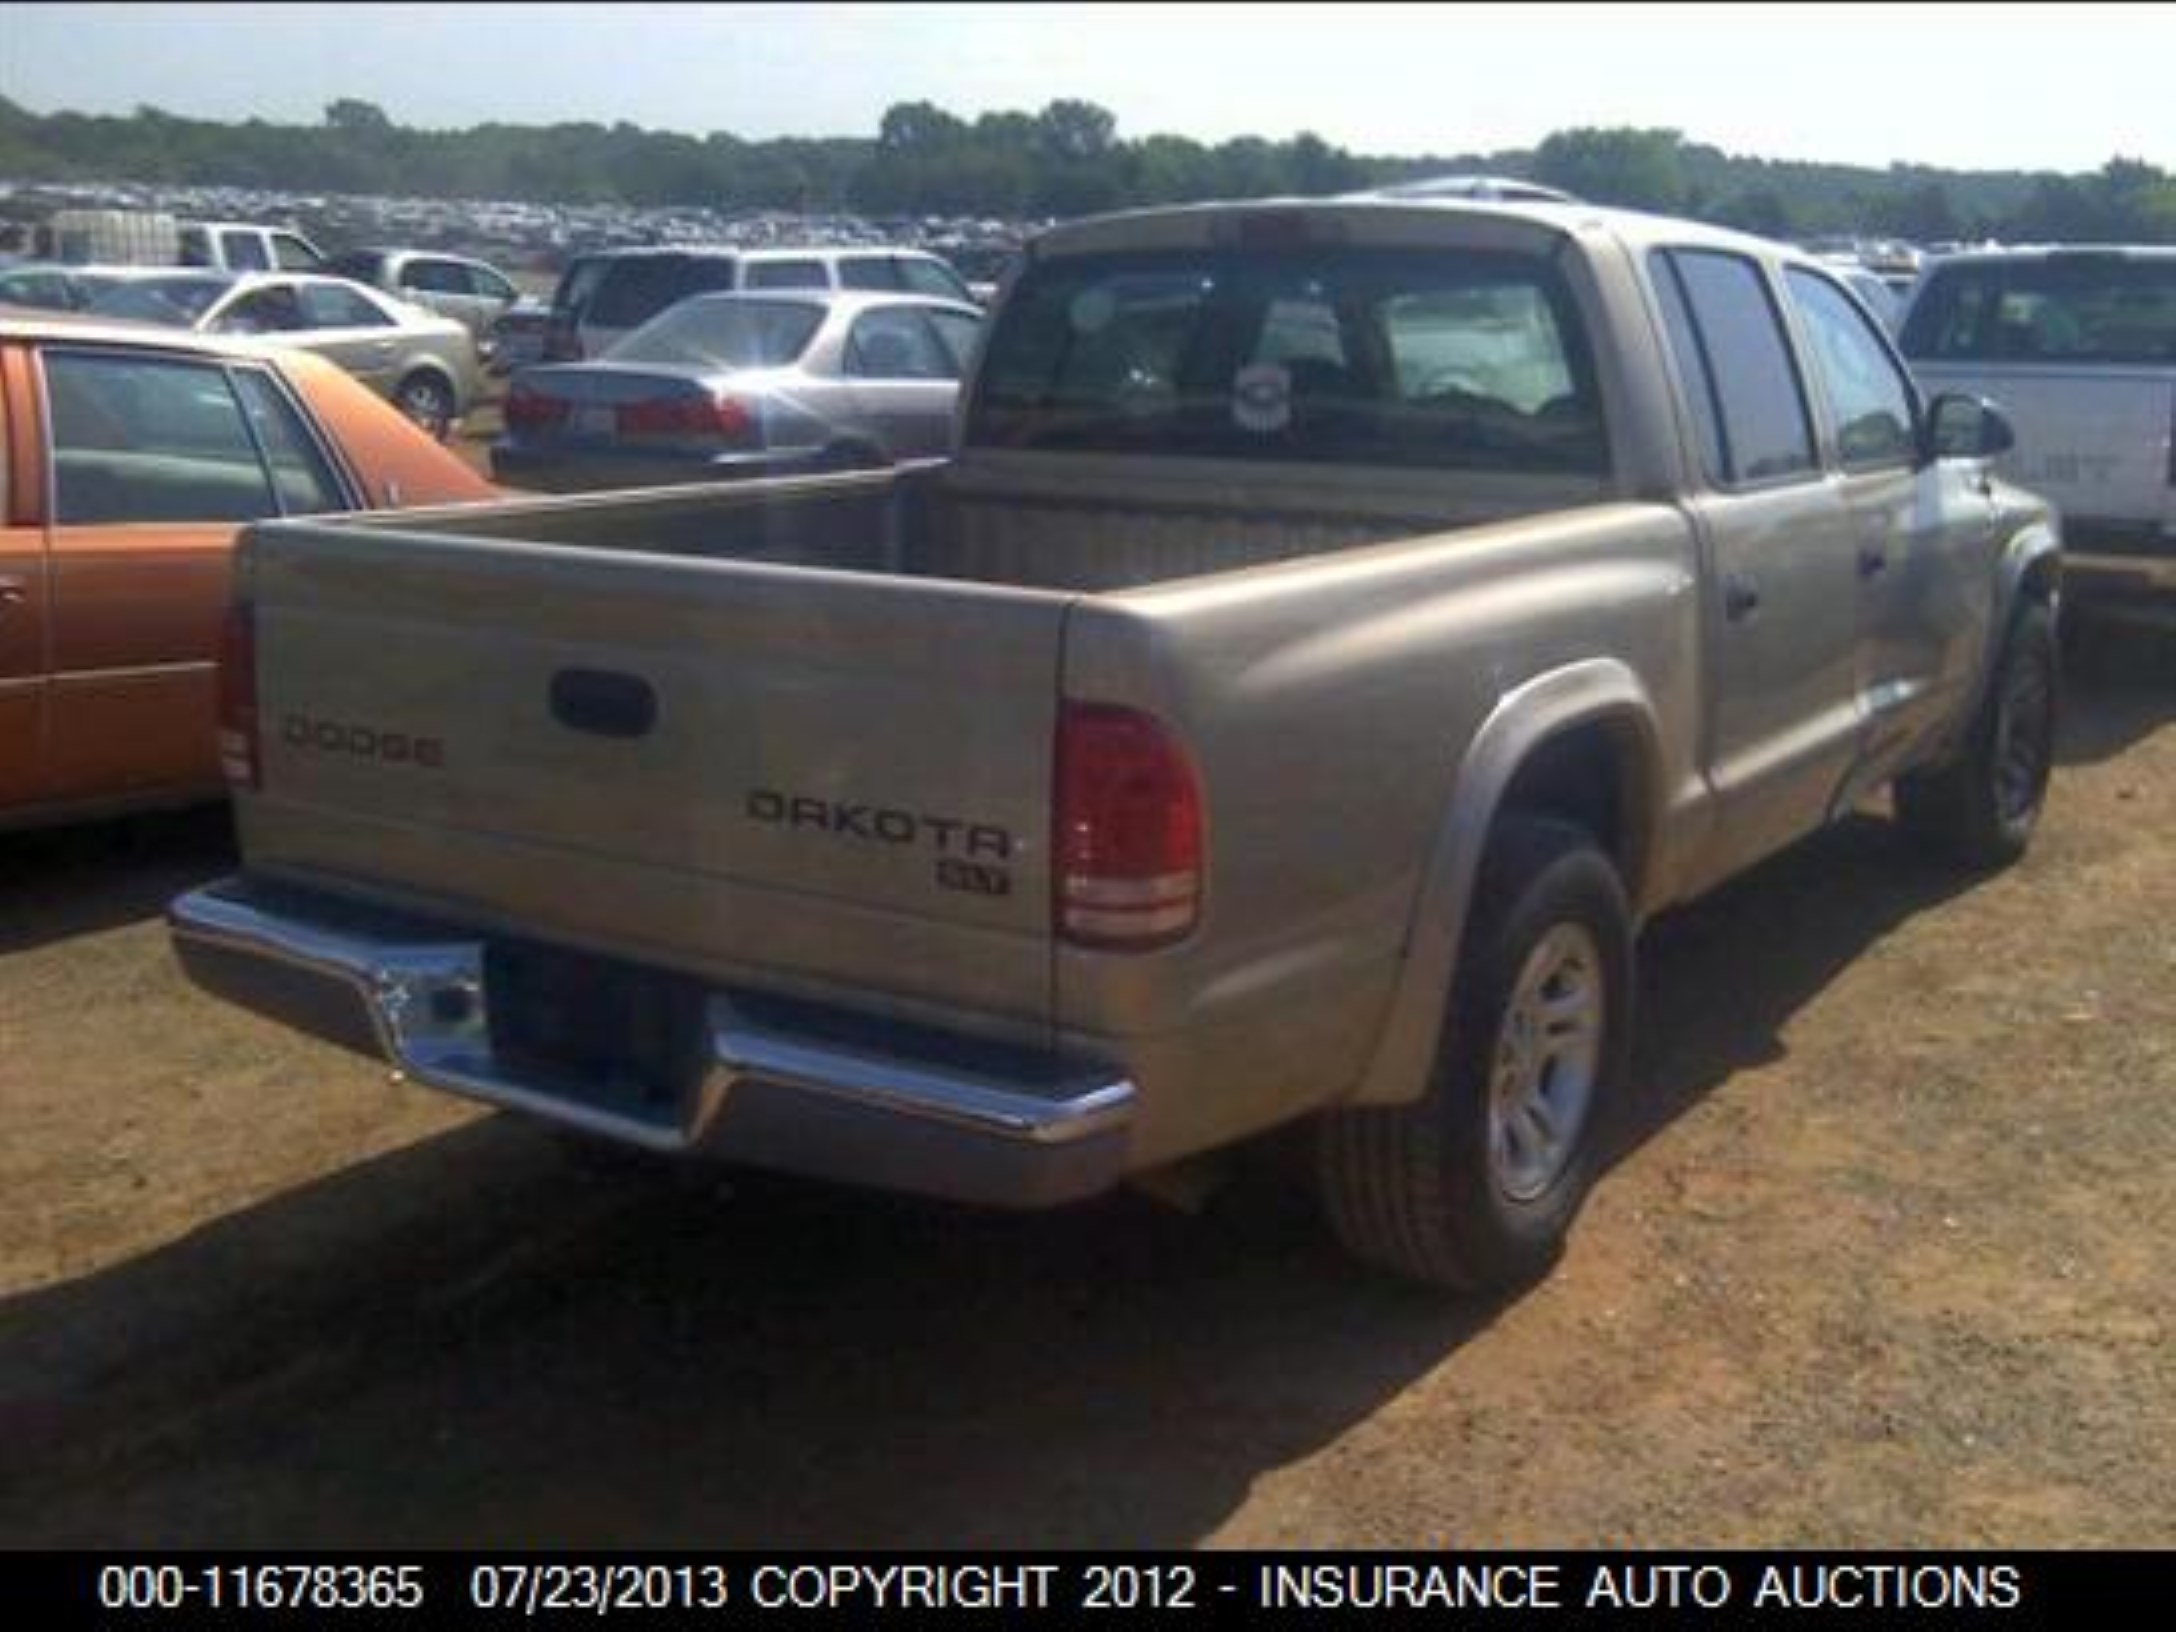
[1317,818,1631,1291]
[1894,601,2057,870]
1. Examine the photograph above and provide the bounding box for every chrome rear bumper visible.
[169,877,1133,1208]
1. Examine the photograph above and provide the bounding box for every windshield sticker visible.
[1232,362,1292,433]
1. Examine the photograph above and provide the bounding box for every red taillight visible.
[1054,702,1204,950]
[216,601,259,790]
[614,394,751,440]
[503,384,569,431]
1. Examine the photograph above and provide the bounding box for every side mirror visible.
[1924,392,2016,462]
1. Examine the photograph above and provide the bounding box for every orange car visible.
[0,312,497,829]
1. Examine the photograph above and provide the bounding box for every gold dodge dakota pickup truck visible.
[170,198,2060,1290]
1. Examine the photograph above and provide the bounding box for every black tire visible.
[392,371,458,440]
[1894,600,2058,871]
[1317,818,1633,1291]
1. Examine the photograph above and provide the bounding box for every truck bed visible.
[233,456,1622,1051]
[360,459,1610,593]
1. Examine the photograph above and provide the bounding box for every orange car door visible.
[0,343,50,810]
[37,346,283,806]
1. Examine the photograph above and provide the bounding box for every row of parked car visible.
[2,199,2169,841]
[0,258,493,437]
[0,231,1001,826]
[0,235,1003,474]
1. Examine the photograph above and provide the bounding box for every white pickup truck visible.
[1902,246,2175,621]
[170,197,2060,1291]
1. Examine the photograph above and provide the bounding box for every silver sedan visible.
[491,290,982,491]
[82,270,485,437]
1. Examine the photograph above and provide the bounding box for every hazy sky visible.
[3,3,2170,172]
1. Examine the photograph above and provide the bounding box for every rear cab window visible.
[968,246,1608,473]
[1901,255,2176,365]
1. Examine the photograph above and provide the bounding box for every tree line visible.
[2,94,2172,243]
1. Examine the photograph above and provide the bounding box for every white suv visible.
[1901,247,2176,621]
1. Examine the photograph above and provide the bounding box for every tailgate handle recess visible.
[549,669,657,739]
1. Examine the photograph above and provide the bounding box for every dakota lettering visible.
[744,787,1016,864]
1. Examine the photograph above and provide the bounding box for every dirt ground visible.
[2,639,2172,1549]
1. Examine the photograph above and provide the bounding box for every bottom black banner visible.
[10,1551,2168,1625]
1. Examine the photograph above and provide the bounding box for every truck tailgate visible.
[1920,364,2175,532]
[238,524,1068,1026]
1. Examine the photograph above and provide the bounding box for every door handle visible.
[0,574,26,612]
[1723,573,1761,621]
[1857,544,1890,578]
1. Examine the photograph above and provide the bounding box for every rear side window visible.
[970,247,1607,473]
[588,256,740,328]
[178,226,213,267]
[743,259,829,290]
[845,308,958,379]
[899,257,973,302]
[838,256,903,291]
[299,284,391,328]
[400,259,469,295]
[1652,250,1817,487]
[221,230,271,272]
[928,309,983,372]
[552,256,611,318]
[271,233,324,271]
[45,351,279,524]
[217,285,307,334]
[231,369,348,513]
[1901,256,2176,365]
[465,264,517,302]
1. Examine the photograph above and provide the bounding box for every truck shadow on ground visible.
[0,804,233,955]
[0,812,2007,1549]
[2055,625,2176,768]
[1617,813,1977,1158]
